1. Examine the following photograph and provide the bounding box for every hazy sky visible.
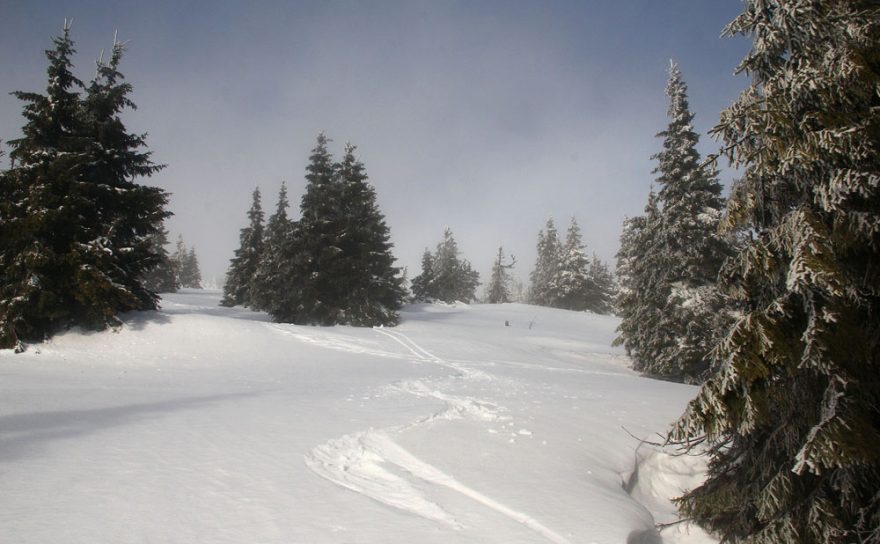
[1,1,750,289]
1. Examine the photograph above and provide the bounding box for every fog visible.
[1,1,749,288]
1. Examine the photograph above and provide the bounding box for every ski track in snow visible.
[302,327,572,544]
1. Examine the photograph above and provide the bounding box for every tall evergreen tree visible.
[329,143,406,325]
[251,183,292,315]
[0,24,168,349]
[615,62,730,383]
[671,3,880,542]
[221,187,264,307]
[614,192,667,374]
[486,246,516,304]
[529,219,561,306]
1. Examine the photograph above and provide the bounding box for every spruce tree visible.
[614,192,667,374]
[671,3,880,542]
[410,249,435,302]
[529,219,561,306]
[142,224,178,293]
[586,254,615,315]
[330,143,405,325]
[221,187,264,307]
[251,183,292,315]
[614,62,730,383]
[172,236,201,288]
[0,24,168,349]
[554,217,594,311]
[486,246,516,304]
[411,228,479,303]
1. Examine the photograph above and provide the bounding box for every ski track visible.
[302,327,572,544]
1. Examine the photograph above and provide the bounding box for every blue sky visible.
[1,1,750,288]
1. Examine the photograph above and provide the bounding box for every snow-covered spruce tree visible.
[586,254,615,314]
[0,25,168,350]
[529,218,561,306]
[554,217,594,311]
[615,62,730,383]
[410,249,435,302]
[671,3,880,542]
[486,246,516,304]
[614,192,668,375]
[411,228,480,303]
[250,182,292,315]
[172,236,201,288]
[221,187,264,307]
[142,223,179,293]
[650,61,731,382]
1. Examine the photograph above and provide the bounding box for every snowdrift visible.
[0,290,713,543]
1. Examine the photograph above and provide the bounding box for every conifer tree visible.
[410,228,479,303]
[586,254,615,314]
[614,192,667,373]
[269,136,405,325]
[0,24,168,349]
[142,224,178,293]
[615,62,730,383]
[410,249,435,302]
[529,219,561,306]
[221,187,264,307]
[329,143,406,325]
[554,217,594,311]
[671,3,880,542]
[172,236,201,289]
[251,182,292,314]
[486,246,516,304]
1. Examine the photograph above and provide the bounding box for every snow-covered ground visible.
[0,290,713,543]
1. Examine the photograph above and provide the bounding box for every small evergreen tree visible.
[410,228,480,303]
[586,254,615,314]
[486,246,516,304]
[221,187,264,307]
[410,249,435,302]
[172,236,201,289]
[142,224,178,293]
[671,3,880,542]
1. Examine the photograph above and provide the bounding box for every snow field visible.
[1,290,713,543]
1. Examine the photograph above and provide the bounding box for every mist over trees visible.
[0,24,169,350]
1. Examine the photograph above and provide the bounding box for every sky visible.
[1,0,750,290]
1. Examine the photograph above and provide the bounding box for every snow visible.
[0,289,715,543]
